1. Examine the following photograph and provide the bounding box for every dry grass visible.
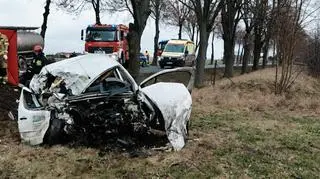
[0,67,319,178]
[193,68,320,116]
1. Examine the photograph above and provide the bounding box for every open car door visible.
[17,87,51,145]
[139,67,195,151]
[140,67,195,93]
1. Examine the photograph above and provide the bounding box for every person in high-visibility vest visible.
[0,33,8,84]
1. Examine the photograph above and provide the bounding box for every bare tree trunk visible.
[223,37,235,77]
[195,28,199,51]
[91,0,101,25]
[252,27,262,71]
[210,32,215,65]
[40,0,51,39]
[95,0,101,25]
[152,0,160,66]
[126,0,151,79]
[127,23,141,80]
[194,23,209,87]
[191,24,195,41]
[241,33,251,74]
[240,46,244,64]
[262,37,270,68]
[272,41,276,66]
[236,41,241,65]
[178,23,183,39]
[241,32,251,74]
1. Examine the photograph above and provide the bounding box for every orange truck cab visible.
[81,24,129,65]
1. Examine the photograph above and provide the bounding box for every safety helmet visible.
[33,45,43,53]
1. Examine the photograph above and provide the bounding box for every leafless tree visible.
[221,0,243,77]
[210,22,221,64]
[183,11,198,42]
[184,12,201,52]
[163,0,190,39]
[151,0,166,65]
[252,0,268,71]
[105,0,151,79]
[240,0,254,74]
[274,0,315,94]
[179,0,223,87]
[235,28,245,65]
[40,0,52,39]
[306,24,320,76]
[57,0,109,24]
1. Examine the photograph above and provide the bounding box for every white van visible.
[158,39,196,68]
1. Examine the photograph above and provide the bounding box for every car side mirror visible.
[81,30,84,40]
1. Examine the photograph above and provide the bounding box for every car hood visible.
[140,82,192,151]
[29,54,120,95]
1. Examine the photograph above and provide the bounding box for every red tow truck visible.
[81,24,129,65]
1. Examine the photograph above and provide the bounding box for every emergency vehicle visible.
[81,24,129,65]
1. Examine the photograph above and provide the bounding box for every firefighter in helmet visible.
[31,45,47,75]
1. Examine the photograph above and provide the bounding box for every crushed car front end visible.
[17,54,194,150]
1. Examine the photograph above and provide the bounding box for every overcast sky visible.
[0,0,224,58]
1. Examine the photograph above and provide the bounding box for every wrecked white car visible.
[17,54,194,150]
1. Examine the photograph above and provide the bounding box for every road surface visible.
[140,62,263,74]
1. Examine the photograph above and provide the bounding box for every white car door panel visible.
[18,87,51,145]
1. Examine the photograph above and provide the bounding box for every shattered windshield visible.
[86,67,131,93]
[164,44,185,53]
[86,30,117,42]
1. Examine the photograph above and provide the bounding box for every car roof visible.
[167,39,194,45]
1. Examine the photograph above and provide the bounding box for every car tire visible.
[160,64,164,69]
[44,115,65,145]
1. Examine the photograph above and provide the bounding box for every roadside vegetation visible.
[1,68,319,178]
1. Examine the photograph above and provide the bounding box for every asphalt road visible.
[139,62,261,74]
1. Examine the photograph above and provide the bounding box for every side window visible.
[23,90,42,109]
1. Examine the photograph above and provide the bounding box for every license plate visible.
[167,62,173,64]
[94,50,105,54]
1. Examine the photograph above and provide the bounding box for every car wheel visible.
[160,64,164,69]
[44,116,65,145]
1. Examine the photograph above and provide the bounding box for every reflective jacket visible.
[32,53,47,74]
